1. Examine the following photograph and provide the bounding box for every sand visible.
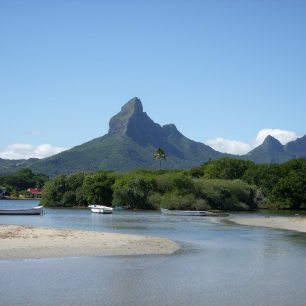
[230,215,306,233]
[0,225,180,260]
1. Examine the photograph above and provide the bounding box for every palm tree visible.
[153,148,167,170]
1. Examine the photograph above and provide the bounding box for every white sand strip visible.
[0,225,180,260]
[230,216,306,233]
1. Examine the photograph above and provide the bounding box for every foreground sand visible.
[231,215,306,233]
[0,225,179,260]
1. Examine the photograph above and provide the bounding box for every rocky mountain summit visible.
[1,97,305,176]
[28,97,224,176]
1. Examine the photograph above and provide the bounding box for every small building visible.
[27,188,42,198]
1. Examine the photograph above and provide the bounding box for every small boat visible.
[161,208,229,217]
[161,208,209,216]
[90,205,113,214]
[0,206,44,215]
[114,205,130,210]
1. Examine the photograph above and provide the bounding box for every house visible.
[27,188,42,198]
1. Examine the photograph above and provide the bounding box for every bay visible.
[1,200,306,306]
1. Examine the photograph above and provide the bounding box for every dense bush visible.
[112,175,156,209]
[195,179,260,210]
[188,158,306,210]
[0,168,48,194]
[37,157,306,211]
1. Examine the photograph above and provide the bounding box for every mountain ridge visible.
[28,97,225,176]
[0,97,305,176]
[243,134,306,163]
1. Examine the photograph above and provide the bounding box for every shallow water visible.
[1,200,306,306]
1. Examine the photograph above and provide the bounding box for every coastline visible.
[0,224,180,260]
[230,215,306,233]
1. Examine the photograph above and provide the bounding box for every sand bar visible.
[230,216,306,233]
[0,225,180,260]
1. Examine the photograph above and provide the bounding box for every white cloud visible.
[253,129,298,146]
[205,129,301,155]
[0,143,67,160]
[206,138,251,155]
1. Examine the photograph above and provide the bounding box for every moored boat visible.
[0,206,44,215]
[161,208,229,217]
[89,205,113,214]
[114,205,130,210]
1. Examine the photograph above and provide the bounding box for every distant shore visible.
[230,215,306,233]
[0,197,40,201]
[0,225,180,260]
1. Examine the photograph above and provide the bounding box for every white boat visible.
[0,206,44,215]
[90,205,113,214]
[161,208,229,217]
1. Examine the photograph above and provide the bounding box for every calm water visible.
[1,200,306,306]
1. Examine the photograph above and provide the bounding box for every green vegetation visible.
[2,157,305,211]
[191,157,306,210]
[40,167,261,211]
[0,168,48,198]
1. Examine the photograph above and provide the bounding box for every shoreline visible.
[230,215,306,233]
[0,224,180,260]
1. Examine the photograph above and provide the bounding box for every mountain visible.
[243,135,306,163]
[29,97,225,176]
[1,97,305,176]
[285,135,306,154]
[0,158,39,176]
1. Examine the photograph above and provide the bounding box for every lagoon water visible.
[1,200,306,306]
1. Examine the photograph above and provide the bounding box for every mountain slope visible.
[242,135,306,163]
[1,97,306,176]
[30,97,225,176]
[285,135,306,156]
[0,158,38,176]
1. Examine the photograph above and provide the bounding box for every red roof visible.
[27,188,42,195]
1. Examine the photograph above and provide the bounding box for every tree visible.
[40,175,67,206]
[112,176,156,209]
[82,172,114,205]
[202,158,254,180]
[153,148,167,170]
[2,168,48,191]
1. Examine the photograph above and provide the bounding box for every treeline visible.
[0,168,48,197]
[2,157,304,210]
[190,157,306,209]
[40,157,306,210]
[40,168,260,211]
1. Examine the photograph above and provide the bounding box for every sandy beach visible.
[230,215,306,233]
[0,225,180,260]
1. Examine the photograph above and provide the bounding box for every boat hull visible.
[90,205,113,214]
[91,208,113,214]
[0,206,43,215]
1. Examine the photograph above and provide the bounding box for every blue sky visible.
[1,0,305,159]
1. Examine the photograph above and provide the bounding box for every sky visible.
[0,0,305,159]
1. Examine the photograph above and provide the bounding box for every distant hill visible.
[243,135,306,163]
[0,97,305,176]
[0,158,38,176]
